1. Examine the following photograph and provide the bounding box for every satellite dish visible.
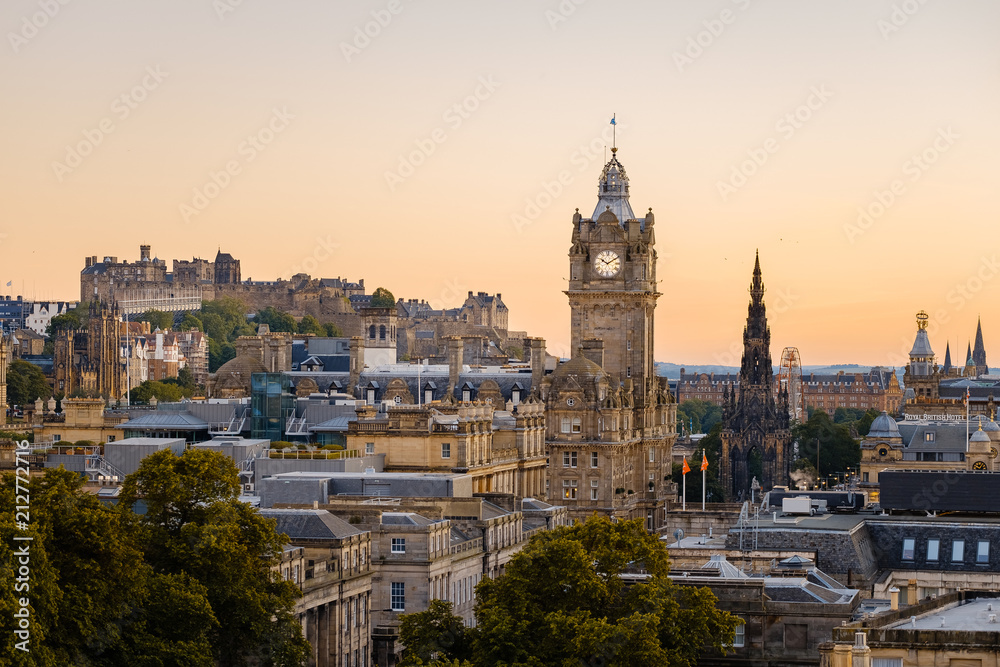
[673,528,685,543]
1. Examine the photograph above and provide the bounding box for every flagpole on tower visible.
[611,113,616,149]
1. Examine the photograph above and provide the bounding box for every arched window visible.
[379,325,386,340]
[368,325,376,339]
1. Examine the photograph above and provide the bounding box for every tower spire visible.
[943,341,952,373]
[974,316,988,374]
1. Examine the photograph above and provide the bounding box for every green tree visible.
[472,517,736,667]
[793,410,861,479]
[297,315,325,336]
[0,467,218,665]
[255,306,297,333]
[7,359,52,405]
[370,287,396,309]
[46,302,90,339]
[676,399,723,435]
[131,381,184,404]
[399,600,474,666]
[323,322,343,337]
[208,339,236,373]
[671,423,725,503]
[119,449,310,666]
[178,312,204,332]
[855,408,880,437]
[138,309,174,331]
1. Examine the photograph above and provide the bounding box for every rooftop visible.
[890,598,1000,631]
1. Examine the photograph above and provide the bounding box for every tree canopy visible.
[671,422,725,503]
[677,399,723,435]
[138,309,174,331]
[370,287,396,309]
[255,307,297,334]
[7,359,52,406]
[793,410,862,478]
[399,516,736,667]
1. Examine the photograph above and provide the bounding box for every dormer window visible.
[511,388,521,405]
[924,432,935,443]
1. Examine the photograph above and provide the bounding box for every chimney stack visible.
[447,336,463,394]
[349,336,365,397]
[526,337,546,390]
[889,587,899,611]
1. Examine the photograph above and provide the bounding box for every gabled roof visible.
[260,508,362,540]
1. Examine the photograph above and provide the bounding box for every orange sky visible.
[2,0,998,366]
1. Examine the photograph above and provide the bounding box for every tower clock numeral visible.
[594,250,620,278]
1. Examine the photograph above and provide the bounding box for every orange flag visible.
[682,457,690,475]
[701,452,709,472]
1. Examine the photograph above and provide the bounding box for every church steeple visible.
[973,317,988,375]
[943,341,952,373]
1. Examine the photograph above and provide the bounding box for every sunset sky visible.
[3,0,998,367]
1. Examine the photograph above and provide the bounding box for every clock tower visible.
[566,147,659,395]
[541,145,676,529]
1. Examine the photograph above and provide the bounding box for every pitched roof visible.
[260,508,362,540]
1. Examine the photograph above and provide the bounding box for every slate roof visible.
[898,423,971,452]
[260,508,362,540]
[382,512,435,526]
[119,412,209,430]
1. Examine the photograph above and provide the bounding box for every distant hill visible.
[655,362,892,380]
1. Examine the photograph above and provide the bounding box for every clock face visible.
[973,461,989,470]
[878,447,889,457]
[991,447,998,459]
[594,250,621,277]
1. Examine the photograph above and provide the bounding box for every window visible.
[872,659,902,667]
[53,435,61,442]
[561,417,571,433]
[391,538,406,554]
[379,325,386,340]
[591,480,599,500]
[424,389,433,404]
[927,539,940,562]
[627,340,631,351]
[571,417,581,433]
[393,395,401,404]
[365,442,374,456]
[732,622,745,648]
[863,472,869,482]
[366,389,375,405]
[978,540,990,564]
[924,431,935,442]
[442,443,451,459]
[649,447,655,463]
[107,435,115,443]
[626,366,631,378]
[462,389,471,402]
[952,540,965,562]
[390,582,405,611]
[562,480,577,499]
[563,451,577,468]
[511,388,520,405]
[902,538,915,561]
[369,325,376,339]
[591,452,599,468]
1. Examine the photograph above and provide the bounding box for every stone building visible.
[260,508,374,667]
[677,368,903,416]
[543,146,677,529]
[671,555,861,666]
[53,301,147,399]
[859,414,1000,491]
[345,400,547,500]
[213,249,241,284]
[176,330,208,385]
[720,254,792,501]
[821,591,1000,667]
